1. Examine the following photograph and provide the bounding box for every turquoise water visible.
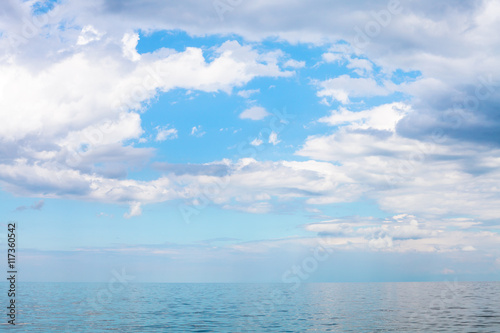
[2,282,500,332]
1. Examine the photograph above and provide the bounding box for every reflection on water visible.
[7,281,500,332]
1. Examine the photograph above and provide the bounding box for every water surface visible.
[3,281,500,332]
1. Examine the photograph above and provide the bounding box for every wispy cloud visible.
[237,89,260,98]
[155,126,178,141]
[190,125,206,137]
[16,200,44,211]
[239,106,270,120]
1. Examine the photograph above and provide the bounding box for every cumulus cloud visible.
[0,37,290,145]
[297,102,500,220]
[60,0,497,146]
[0,24,296,206]
[121,32,141,61]
[77,25,104,45]
[0,0,499,235]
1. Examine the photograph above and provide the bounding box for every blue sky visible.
[1,0,500,282]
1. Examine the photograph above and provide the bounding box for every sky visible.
[0,0,500,283]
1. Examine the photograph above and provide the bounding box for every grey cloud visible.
[70,144,155,179]
[153,162,230,177]
[396,80,500,145]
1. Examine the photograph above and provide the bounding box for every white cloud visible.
[239,106,270,120]
[322,53,343,63]
[346,58,373,76]
[250,138,263,146]
[237,89,260,98]
[317,75,393,104]
[283,59,305,68]
[5,1,500,99]
[0,34,293,198]
[124,202,142,218]
[77,25,104,45]
[319,102,409,131]
[268,131,280,145]
[297,102,500,220]
[156,126,178,141]
[121,32,141,62]
[322,50,372,76]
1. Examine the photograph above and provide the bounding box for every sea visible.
[2,281,500,332]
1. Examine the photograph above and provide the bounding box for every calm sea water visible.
[2,282,499,332]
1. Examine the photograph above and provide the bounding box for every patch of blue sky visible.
[31,0,59,16]
[136,29,245,57]
[313,199,391,220]
[146,201,311,243]
[236,80,329,159]
[5,193,305,251]
[391,69,422,84]
[135,76,321,164]
[138,90,244,163]
[309,62,353,81]
[0,194,130,251]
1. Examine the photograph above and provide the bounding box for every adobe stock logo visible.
[7,5,61,49]
[352,0,404,51]
[85,268,135,312]
[213,0,243,21]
